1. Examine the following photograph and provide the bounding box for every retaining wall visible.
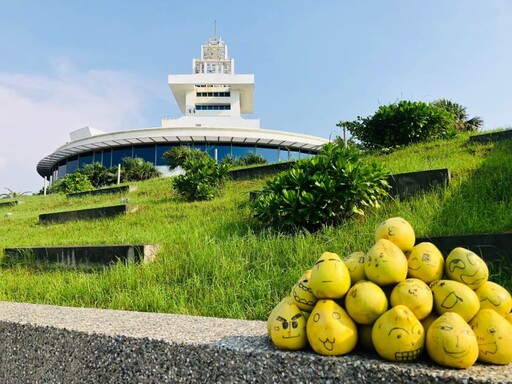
[0,301,509,383]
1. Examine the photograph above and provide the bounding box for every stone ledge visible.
[416,233,512,263]
[3,244,159,267]
[66,185,137,198]
[0,301,509,383]
[388,169,450,197]
[39,204,138,224]
[0,200,23,208]
[469,129,512,144]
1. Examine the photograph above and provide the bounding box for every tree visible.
[432,99,483,132]
[338,100,456,149]
[78,162,117,188]
[122,157,161,182]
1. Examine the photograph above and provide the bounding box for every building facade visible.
[37,35,328,182]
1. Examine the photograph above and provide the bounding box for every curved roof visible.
[37,126,328,177]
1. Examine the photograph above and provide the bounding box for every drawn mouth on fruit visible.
[319,337,335,351]
[298,282,313,293]
[292,290,315,306]
[282,334,300,339]
[395,348,422,361]
[443,347,470,359]
[478,342,498,355]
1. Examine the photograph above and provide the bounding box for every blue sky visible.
[1,0,511,192]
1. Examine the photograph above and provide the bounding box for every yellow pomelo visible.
[267,297,290,335]
[290,269,317,312]
[406,242,444,283]
[345,280,388,324]
[357,324,375,352]
[365,239,408,286]
[506,312,512,325]
[420,313,438,335]
[445,247,488,289]
[309,252,351,299]
[307,299,358,356]
[374,217,415,252]
[343,251,367,283]
[426,312,478,369]
[470,309,512,364]
[390,278,433,320]
[372,305,424,362]
[430,280,480,322]
[268,298,308,351]
[474,281,512,316]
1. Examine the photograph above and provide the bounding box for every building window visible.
[112,146,133,166]
[195,105,231,111]
[133,144,157,163]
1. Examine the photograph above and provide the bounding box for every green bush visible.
[48,172,94,194]
[251,143,390,231]
[339,100,456,149]
[122,157,161,182]
[233,152,268,167]
[432,99,483,132]
[162,147,207,169]
[172,155,230,201]
[78,162,117,188]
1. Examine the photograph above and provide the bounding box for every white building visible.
[37,35,328,181]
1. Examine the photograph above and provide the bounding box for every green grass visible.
[0,132,511,319]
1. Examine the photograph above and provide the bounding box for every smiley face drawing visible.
[309,252,351,299]
[406,242,444,283]
[372,305,424,362]
[269,299,308,351]
[475,281,512,316]
[306,299,357,356]
[445,247,489,289]
[469,309,512,365]
[426,312,479,368]
[290,269,317,312]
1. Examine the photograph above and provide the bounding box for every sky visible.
[1,0,511,193]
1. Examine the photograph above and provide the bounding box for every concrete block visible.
[0,301,509,383]
[388,169,450,197]
[66,185,137,198]
[3,244,159,267]
[0,200,22,208]
[470,129,512,144]
[229,162,296,180]
[39,204,138,224]
[416,233,512,264]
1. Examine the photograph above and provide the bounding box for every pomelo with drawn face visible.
[374,217,415,252]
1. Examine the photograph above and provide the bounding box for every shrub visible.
[162,147,207,169]
[251,143,390,231]
[78,162,117,188]
[339,100,456,149]
[172,155,230,201]
[233,152,268,167]
[49,172,94,194]
[122,157,161,182]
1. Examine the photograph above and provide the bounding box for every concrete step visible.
[0,200,23,208]
[39,204,138,224]
[66,185,137,198]
[3,244,159,267]
[470,129,512,144]
[416,232,512,264]
[249,168,451,201]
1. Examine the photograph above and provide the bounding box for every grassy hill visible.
[0,132,511,320]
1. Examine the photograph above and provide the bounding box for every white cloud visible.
[0,64,153,193]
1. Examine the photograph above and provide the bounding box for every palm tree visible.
[433,99,483,132]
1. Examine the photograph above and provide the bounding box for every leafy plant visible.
[233,152,268,167]
[251,143,390,231]
[0,188,31,199]
[78,162,117,188]
[48,172,94,194]
[172,155,230,201]
[432,99,483,132]
[162,146,207,169]
[121,157,161,182]
[338,100,456,149]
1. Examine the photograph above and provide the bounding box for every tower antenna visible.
[214,20,217,36]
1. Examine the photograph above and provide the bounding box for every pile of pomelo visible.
[267,217,512,368]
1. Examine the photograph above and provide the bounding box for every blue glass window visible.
[93,151,103,164]
[79,152,93,168]
[102,149,112,168]
[133,144,156,163]
[256,146,279,163]
[156,144,175,165]
[112,146,132,166]
[231,145,255,159]
[216,144,231,161]
[67,156,79,174]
